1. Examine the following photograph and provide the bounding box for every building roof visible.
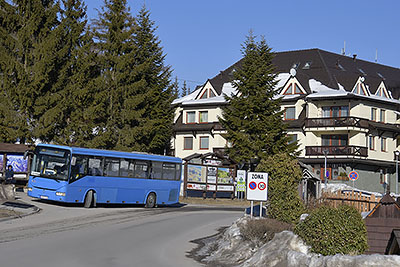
[206,48,400,98]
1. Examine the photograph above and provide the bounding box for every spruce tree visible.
[219,33,297,165]
[181,80,188,96]
[117,6,174,154]
[0,0,60,144]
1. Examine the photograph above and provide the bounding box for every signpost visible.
[236,170,246,199]
[349,170,358,189]
[247,172,268,217]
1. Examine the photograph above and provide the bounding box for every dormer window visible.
[200,90,208,99]
[281,77,306,95]
[199,88,217,99]
[351,77,369,96]
[375,81,390,99]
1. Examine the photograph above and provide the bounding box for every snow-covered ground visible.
[191,216,400,267]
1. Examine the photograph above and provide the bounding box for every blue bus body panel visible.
[27,177,68,201]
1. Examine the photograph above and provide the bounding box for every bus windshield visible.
[31,147,70,181]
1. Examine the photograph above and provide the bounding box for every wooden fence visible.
[323,190,381,213]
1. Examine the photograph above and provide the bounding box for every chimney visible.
[353,54,357,61]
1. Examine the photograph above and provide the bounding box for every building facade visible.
[172,49,400,193]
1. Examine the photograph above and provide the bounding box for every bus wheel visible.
[84,190,94,208]
[145,193,156,208]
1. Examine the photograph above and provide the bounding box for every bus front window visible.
[31,147,70,181]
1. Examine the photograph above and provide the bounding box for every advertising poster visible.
[187,165,206,183]
[207,166,217,184]
[7,155,28,172]
[0,155,3,171]
[218,167,234,184]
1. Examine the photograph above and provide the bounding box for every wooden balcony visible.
[305,117,369,129]
[306,146,368,157]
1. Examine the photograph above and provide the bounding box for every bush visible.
[240,218,292,246]
[294,204,368,255]
[256,153,305,224]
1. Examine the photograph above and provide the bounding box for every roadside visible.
[179,196,251,207]
[0,190,40,222]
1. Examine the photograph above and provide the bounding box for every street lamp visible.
[323,150,329,187]
[395,150,400,195]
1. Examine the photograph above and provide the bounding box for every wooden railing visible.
[306,145,368,157]
[305,117,369,128]
[324,190,381,213]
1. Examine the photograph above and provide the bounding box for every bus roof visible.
[36,144,182,163]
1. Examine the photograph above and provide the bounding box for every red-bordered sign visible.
[349,171,358,181]
[249,181,257,190]
[258,181,266,190]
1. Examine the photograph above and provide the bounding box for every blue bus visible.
[26,144,182,208]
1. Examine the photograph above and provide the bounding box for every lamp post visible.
[323,150,329,187]
[395,151,400,195]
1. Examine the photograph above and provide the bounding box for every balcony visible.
[305,117,369,129]
[306,146,368,157]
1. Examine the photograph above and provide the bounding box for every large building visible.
[171,49,400,193]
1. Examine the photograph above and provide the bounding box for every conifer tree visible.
[171,77,179,99]
[117,6,174,154]
[0,0,59,143]
[181,81,189,96]
[219,33,297,165]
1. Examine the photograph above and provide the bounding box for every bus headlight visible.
[56,192,66,196]
[27,187,32,191]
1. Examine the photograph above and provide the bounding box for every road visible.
[0,192,243,267]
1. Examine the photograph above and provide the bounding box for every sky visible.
[85,0,400,91]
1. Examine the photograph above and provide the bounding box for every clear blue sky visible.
[85,0,400,91]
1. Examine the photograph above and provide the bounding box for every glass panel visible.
[88,157,103,176]
[119,159,130,177]
[199,111,208,123]
[322,107,330,118]
[200,90,208,99]
[200,137,209,149]
[32,147,70,181]
[184,137,193,150]
[332,107,340,117]
[285,84,293,94]
[285,107,295,119]
[175,164,181,181]
[339,135,348,146]
[380,110,385,122]
[210,90,216,98]
[294,84,302,94]
[135,161,149,179]
[71,155,88,181]
[187,111,195,123]
[359,84,366,95]
[104,158,119,177]
[162,163,176,180]
[322,135,330,146]
[371,108,376,121]
[341,106,349,117]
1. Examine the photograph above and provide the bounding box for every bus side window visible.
[104,158,119,177]
[151,162,162,179]
[135,161,149,179]
[120,159,130,177]
[162,163,176,180]
[88,157,103,176]
[175,164,182,181]
[70,155,88,182]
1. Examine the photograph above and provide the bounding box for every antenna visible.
[341,41,346,55]
[375,49,378,63]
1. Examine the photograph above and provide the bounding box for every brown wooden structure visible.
[385,229,400,255]
[365,193,400,254]
[324,190,381,213]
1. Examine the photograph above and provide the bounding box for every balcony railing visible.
[305,117,369,128]
[306,146,368,157]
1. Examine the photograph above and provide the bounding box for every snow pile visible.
[323,183,384,198]
[307,79,348,98]
[192,216,400,267]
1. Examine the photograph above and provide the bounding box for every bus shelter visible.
[0,143,31,185]
[183,153,236,199]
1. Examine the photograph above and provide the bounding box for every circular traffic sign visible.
[258,181,266,190]
[349,171,358,181]
[249,181,257,190]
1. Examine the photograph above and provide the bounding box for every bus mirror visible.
[24,150,32,160]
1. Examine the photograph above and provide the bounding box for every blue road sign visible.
[349,171,358,181]
[249,181,257,190]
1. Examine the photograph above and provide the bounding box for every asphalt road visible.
[0,192,243,267]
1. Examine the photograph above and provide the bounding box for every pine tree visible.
[219,33,297,165]
[0,0,59,143]
[181,80,188,96]
[171,76,179,99]
[117,6,174,154]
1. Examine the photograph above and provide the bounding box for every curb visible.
[0,201,41,222]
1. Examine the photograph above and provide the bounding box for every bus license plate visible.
[40,195,48,199]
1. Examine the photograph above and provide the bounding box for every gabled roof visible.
[207,48,400,98]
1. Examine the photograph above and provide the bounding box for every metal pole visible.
[260,201,262,217]
[396,153,399,195]
[324,150,328,187]
[250,201,253,218]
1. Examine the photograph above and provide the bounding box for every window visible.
[322,106,348,117]
[284,107,295,120]
[70,155,88,181]
[88,157,103,176]
[184,137,193,150]
[369,136,375,150]
[199,111,208,123]
[119,159,134,177]
[381,137,387,152]
[162,163,176,180]
[151,161,163,179]
[283,82,304,95]
[371,108,377,121]
[186,111,195,123]
[210,90,216,98]
[200,90,208,99]
[200,136,209,150]
[294,84,302,94]
[322,135,348,146]
[135,161,149,179]
[380,109,385,123]
[284,84,293,94]
[104,158,120,177]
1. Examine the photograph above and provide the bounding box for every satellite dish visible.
[360,77,365,82]
[290,68,297,77]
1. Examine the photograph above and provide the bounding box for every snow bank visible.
[194,216,400,267]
